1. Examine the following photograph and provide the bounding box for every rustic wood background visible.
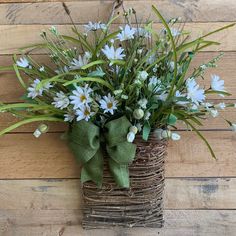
[0,0,236,235]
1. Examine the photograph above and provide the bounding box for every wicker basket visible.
[82,134,167,229]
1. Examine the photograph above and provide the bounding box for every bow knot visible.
[68,116,136,188]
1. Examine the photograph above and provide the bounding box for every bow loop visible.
[68,116,136,188]
[105,116,136,188]
[68,120,103,187]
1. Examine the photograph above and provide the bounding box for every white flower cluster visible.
[13,19,235,147]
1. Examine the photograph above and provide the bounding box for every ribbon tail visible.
[81,148,104,188]
[108,159,130,188]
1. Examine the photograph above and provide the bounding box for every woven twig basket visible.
[82,134,167,229]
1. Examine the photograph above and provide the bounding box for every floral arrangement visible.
[0,5,235,187]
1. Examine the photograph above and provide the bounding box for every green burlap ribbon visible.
[68,116,136,188]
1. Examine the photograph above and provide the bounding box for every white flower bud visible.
[133,109,144,120]
[161,130,171,139]
[127,131,135,143]
[137,71,148,81]
[38,124,49,133]
[121,94,128,100]
[33,129,42,138]
[215,102,226,110]
[134,58,138,63]
[137,49,143,54]
[231,123,236,132]
[210,109,219,118]
[134,79,142,86]
[171,132,181,141]
[113,89,123,95]
[136,123,142,132]
[144,112,151,121]
[129,126,138,134]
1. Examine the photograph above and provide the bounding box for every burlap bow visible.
[68,116,136,188]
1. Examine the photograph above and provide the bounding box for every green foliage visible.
[0,5,235,160]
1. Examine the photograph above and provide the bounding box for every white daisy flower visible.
[99,93,118,115]
[16,57,30,68]
[84,21,106,32]
[69,84,93,109]
[27,79,52,99]
[64,112,75,122]
[186,78,205,105]
[52,91,70,110]
[102,45,125,61]
[211,74,225,92]
[70,52,91,70]
[76,105,94,122]
[117,24,136,41]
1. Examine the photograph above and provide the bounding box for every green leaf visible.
[152,5,178,86]
[109,60,126,66]
[184,119,216,159]
[36,72,77,90]
[20,43,48,51]
[61,35,93,53]
[142,122,151,141]
[88,70,105,78]
[149,103,159,110]
[0,116,64,136]
[63,77,114,91]
[201,23,235,39]
[81,60,106,70]
[0,66,14,71]
[95,30,120,56]
[205,90,231,96]
[13,64,27,89]
[0,103,47,112]
[167,114,177,125]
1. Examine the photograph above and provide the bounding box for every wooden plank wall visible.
[0,0,236,235]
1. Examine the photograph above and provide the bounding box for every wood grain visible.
[1,52,236,102]
[0,22,235,54]
[0,210,235,236]
[0,178,235,210]
[0,0,236,24]
[0,131,235,179]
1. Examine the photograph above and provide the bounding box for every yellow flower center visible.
[80,94,86,102]
[107,102,113,109]
[84,108,90,116]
